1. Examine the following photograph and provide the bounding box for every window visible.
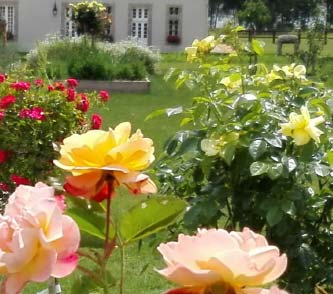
[166,6,182,44]
[0,4,16,38]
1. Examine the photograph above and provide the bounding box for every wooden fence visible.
[238,29,332,45]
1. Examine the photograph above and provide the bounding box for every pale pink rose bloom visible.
[0,183,80,294]
[158,228,288,294]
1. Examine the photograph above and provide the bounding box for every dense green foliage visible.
[154,31,333,292]
[26,38,159,81]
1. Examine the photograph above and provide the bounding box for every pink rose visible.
[0,150,8,164]
[76,93,90,112]
[19,107,46,121]
[48,85,55,91]
[10,174,31,186]
[0,74,6,83]
[91,113,102,129]
[10,81,31,91]
[0,183,80,293]
[158,228,288,294]
[55,194,67,212]
[66,78,79,88]
[0,95,16,109]
[0,111,4,121]
[99,90,110,102]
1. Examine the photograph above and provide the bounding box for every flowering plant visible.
[153,27,333,292]
[0,75,108,199]
[70,0,111,40]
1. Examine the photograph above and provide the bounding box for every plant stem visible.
[104,195,112,255]
[119,245,126,294]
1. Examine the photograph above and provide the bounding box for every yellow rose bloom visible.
[185,36,218,61]
[54,122,157,201]
[280,106,324,145]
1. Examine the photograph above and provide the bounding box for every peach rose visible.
[0,183,80,294]
[157,228,288,294]
[54,122,157,201]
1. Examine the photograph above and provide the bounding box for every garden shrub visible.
[0,74,108,205]
[153,31,333,293]
[26,37,159,81]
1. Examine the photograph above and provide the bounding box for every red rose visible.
[0,183,9,192]
[0,150,8,164]
[34,79,44,87]
[66,88,76,102]
[10,174,31,186]
[0,74,6,83]
[99,90,110,102]
[10,81,31,91]
[76,94,90,112]
[54,82,65,91]
[66,78,79,88]
[0,95,16,109]
[91,113,102,129]
[48,85,55,91]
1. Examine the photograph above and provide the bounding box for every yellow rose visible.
[54,122,157,201]
[280,106,324,145]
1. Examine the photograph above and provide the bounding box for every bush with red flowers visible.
[0,75,109,199]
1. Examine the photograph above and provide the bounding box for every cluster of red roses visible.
[0,74,110,193]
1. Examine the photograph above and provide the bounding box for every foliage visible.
[297,20,325,75]
[26,37,158,80]
[153,29,333,293]
[238,0,271,30]
[0,74,106,203]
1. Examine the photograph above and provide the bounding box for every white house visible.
[0,0,208,51]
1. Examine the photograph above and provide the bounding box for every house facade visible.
[0,0,208,51]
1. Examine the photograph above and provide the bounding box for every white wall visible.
[15,0,208,52]
[17,0,61,50]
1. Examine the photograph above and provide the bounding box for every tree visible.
[238,0,271,30]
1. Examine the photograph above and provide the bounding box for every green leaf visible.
[166,106,183,117]
[119,196,186,244]
[282,156,297,172]
[164,67,176,81]
[264,135,282,148]
[144,108,166,121]
[250,161,269,176]
[314,163,330,177]
[326,150,333,166]
[251,39,265,56]
[249,140,267,159]
[266,207,283,226]
[268,163,283,180]
[281,200,296,216]
[221,143,236,166]
[67,207,107,240]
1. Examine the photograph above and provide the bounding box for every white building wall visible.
[2,0,208,51]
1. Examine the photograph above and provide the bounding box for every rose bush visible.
[0,75,108,201]
[153,28,333,292]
